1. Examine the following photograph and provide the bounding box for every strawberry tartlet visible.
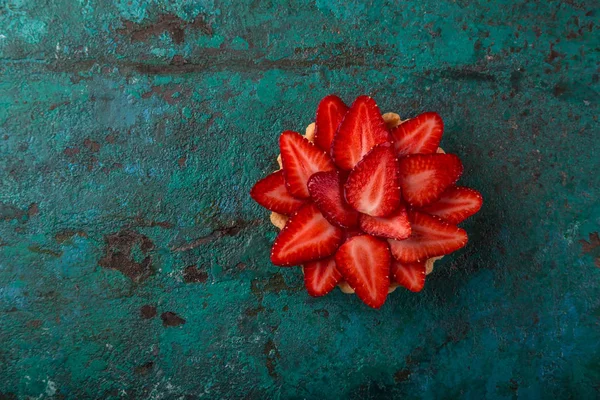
[250,95,482,309]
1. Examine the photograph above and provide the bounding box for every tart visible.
[250,95,482,308]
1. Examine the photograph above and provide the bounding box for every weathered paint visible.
[0,0,598,398]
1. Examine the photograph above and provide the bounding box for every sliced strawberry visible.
[420,185,483,224]
[334,235,391,308]
[398,153,463,207]
[250,170,305,215]
[271,203,343,266]
[388,210,468,263]
[314,95,349,152]
[391,260,426,292]
[391,112,443,156]
[331,96,391,170]
[304,256,343,297]
[307,171,359,228]
[344,143,401,217]
[280,130,335,199]
[358,204,411,240]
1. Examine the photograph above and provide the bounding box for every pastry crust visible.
[269,115,444,295]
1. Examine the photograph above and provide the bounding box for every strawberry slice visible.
[314,95,349,152]
[307,171,359,228]
[304,256,343,297]
[344,143,401,217]
[391,260,426,292]
[308,171,358,228]
[250,170,305,215]
[391,112,444,156]
[334,235,391,308]
[398,153,463,207]
[331,96,391,170]
[420,185,483,224]
[280,130,335,199]
[388,210,468,263]
[358,204,411,240]
[271,203,343,266]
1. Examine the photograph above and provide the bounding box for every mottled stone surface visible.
[0,0,598,398]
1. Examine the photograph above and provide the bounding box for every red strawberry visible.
[391,112,443,156]
[391,260,426,292]
[271,203,343,266]
[398,153,463,207]
[331,96,391,170]
[314,95,349,152]
[420,185,482,224]
[307,171,359,228]
[344,143,401,217]
[250,170,305,215]
[304,256,343,297]
[358,204,411,240]
[388,210,468,263]
[334,235,391,308]
[280,130,335,199]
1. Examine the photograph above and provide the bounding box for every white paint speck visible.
[45,379,57,396]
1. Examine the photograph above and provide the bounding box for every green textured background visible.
[0,0,599,398]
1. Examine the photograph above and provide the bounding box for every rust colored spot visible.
[105,134,116,143]
[141,85,188,105]
[28,245,62,258]
[178,156,187,168]
[263,339,281,378]
[55,229,87,243]
[161,311,186,327]
[140,305,157,319]
[49,101,70,111]
[394,369,411,383]
[83,138,101,152]
[117,14,212,45]
[546,44,565,64]
[26,320,43,328]
[183,265,208,283]
[172,219,262,252]
[170,55,186,66]
[580,232,600,253]
[63,147,80,157]
[98,230,155,282]
[244,305,265,317]
[134,361,154,375]
[580,232,600,268]
[27,203,39,217]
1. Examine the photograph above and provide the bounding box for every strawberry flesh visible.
[307,171,359,228]
[388,210,468,263]
[314,95,349,152]
[271,203,343,266]
[280,130,335,199]
[420,185,483,224]
[250,170,305,215]
[359,204,411,240]
[345,143,401,217]
[391,260,426,292]
[304,256,343,297]
[335,235,391,308]
[398,153,463,207]
[331,96,391,170]
[391,112,443,156]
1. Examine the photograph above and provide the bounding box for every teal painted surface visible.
[0,0,599,398]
